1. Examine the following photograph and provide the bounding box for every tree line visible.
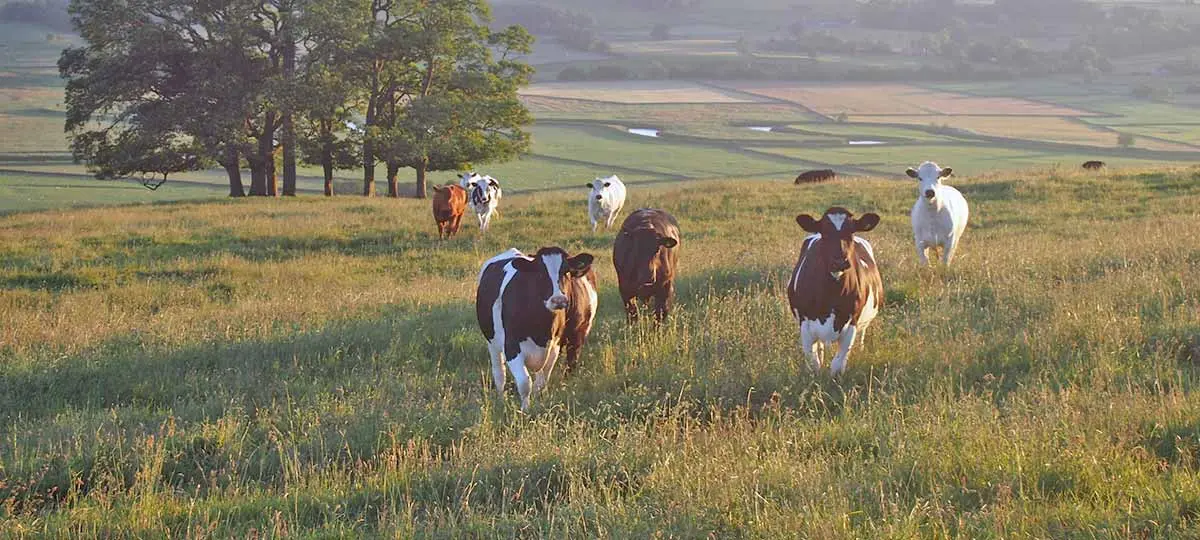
[59,0,534,199]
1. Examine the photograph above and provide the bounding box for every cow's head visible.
[619,227,678,288]
[512,247,595,311]
[459,172,480,189]
[461,172,500,204]
[586,175,619,202]
[906,161,952,202]
[796,207,879,281]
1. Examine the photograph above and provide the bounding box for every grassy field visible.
[1,166,1198,536]
[716,82,1095,117]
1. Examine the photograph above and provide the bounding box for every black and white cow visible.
[475,247,597,410]
[460,172,502,232]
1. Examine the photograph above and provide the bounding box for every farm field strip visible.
[716,82,1096,116]
[846,114,1198,151]
[520,81,763,104]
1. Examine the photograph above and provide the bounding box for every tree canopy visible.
[60,0,534,198]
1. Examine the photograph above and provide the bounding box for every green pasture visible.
[1,167,1198,535]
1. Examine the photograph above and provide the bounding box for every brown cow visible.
[795,169,837,184]
[1082,160,1105,170]
[613,208,680,323]
[431,184,467,239]
[786,207,883,374]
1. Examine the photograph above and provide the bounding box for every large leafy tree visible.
[373,0,534,198]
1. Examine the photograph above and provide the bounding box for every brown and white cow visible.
[431,184,467,239]
[476,247,598,410]
[786,207,883,374]
[613,208,680,323]
[795,169,837,184]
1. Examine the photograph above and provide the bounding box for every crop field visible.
[2,167,1198,536]
[520,81,761,104]
[716,82,1095,117]
[607,39,739,57]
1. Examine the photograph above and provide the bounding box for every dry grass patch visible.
[520,81,762,104]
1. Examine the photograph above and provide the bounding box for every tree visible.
[372,0,534,199]
[1117,132,1135,148]
[650,23,671,40]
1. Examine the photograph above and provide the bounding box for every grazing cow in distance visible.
[431,184,467,239]
[587,175,627,232]
[460,172,502,232]
[907,161,969,266]
[786,207,883,374]
[1082,160,1105,170]
[795,169,837,184]
[476,247,597,410]
[613,208,680,323]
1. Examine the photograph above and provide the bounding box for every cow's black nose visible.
[924,189,935,199]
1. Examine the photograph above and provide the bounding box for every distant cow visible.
[613,208,680,323]
[476,247,597,410]
[1082,160,1105,170]
[431,184,467,239]
[587,175,627,232]
[460,172,502,231]
[907,161,969,266]
[795,169,837,184]
[786,207,883,374]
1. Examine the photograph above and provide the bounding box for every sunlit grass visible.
[0,166,1198,536]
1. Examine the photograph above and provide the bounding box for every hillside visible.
[1,166,1198,536]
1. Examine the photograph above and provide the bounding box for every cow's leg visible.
[915,239,929,266]
[800,323,822,370]
[488,341,506,395]
[534,343,561,393]
[653,282,673,322]
[591,217,599,233]
[943,235,959,266]
[477,212,486,230]
[451,215,462,238]
[623,292,639,324]
[507,353,533,411]
[830,325,857,375]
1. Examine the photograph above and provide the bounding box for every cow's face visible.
[460,172,480,190]
[587,177,617,202]
[512,247,595,311]
[621,229,678,287]
[796,208,880,281]
[906,161,952,202]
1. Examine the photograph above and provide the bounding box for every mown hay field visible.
[1,166,1198,536]
[717,82,1096,117]
[520,81,762,104]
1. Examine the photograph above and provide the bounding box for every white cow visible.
[460,172,502,232]
[907,161,969,266]
[586,175,626,232]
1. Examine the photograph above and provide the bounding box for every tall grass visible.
[1,166,1198,537]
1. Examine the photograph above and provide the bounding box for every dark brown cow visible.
[431,184,467,239]
[786,207,883,374]
[1082,160,1105,170]
[795,169,837,184]
[476,248,597,410]
[613,208,680,323]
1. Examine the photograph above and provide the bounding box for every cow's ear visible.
[796,214,820,233]
[488,178,500,187]
[512,257,542,273]
[906,168,919,179]
[939,167,953,178]
[585,182,593,189]
[658,236,678,249]
[567,253,594,277]
[856,213,881,232]
[433,185,444,192]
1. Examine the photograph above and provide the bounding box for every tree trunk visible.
[323,160,334,196]
[386,160,401,198]
[280,3,297,196]
[361,67,379,197]
[415,158,428,199]
[249,158,267,196]
[222,147,245,197]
